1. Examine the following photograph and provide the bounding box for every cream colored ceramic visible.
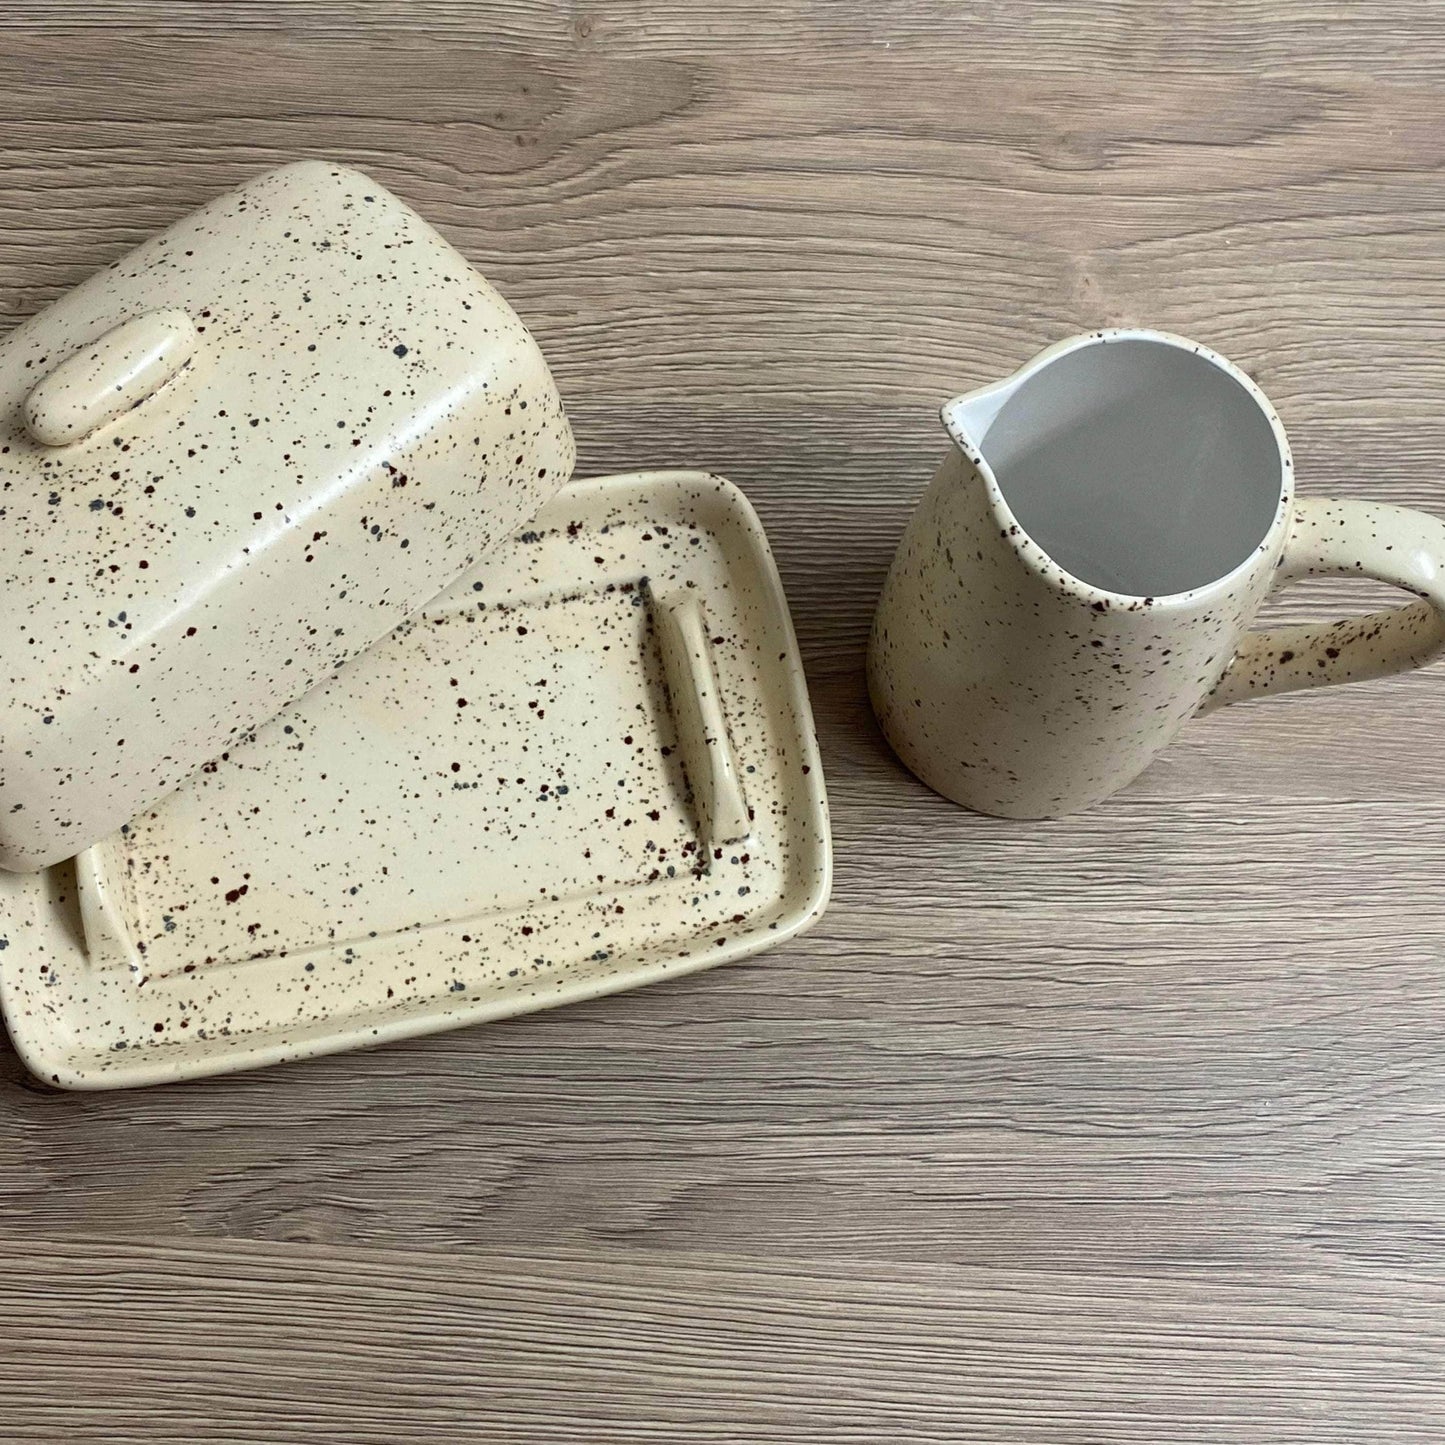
[869,329,1445,817]
[0,470,831,1089]
[0,160,574,872]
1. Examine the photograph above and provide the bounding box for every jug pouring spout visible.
[940,377,1018,459]
[940,331,1137,466]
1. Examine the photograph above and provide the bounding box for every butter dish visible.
[0,471,831,1088]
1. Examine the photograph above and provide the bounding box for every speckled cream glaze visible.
[868,329,1445,817]
[0,160,575,871]
[0,471,831,1089]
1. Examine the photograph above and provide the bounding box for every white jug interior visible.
[966,338,1285,597]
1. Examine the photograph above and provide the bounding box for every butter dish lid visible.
[0,161,575,871]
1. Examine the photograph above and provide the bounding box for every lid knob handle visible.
[24,308,199,447]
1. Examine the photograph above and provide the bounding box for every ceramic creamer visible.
[0,161,574,871]
[869,329,1445,817]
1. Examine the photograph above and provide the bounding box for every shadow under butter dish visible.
[0,471,831,1089]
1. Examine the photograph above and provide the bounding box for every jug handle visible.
[1201,497,1445,713]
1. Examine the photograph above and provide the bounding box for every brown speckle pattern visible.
[0,160,575,870]
[0,471,831,1089]
[1203,497,1445,710]
[869,328,1445,817]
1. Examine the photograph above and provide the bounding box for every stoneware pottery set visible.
[1,162,1441,1089]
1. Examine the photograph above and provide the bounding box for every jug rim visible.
[940,327,1295,611]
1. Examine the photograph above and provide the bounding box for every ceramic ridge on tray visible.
[0,470,832,1088]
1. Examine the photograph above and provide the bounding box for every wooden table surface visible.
[3,3,1445,1440]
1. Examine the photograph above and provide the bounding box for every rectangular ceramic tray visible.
[0,470,831,1088]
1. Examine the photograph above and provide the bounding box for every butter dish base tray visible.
[0,470,831,1088]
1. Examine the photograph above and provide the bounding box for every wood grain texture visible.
[2,1,1445,1439]
[5,1238,1445,1444]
